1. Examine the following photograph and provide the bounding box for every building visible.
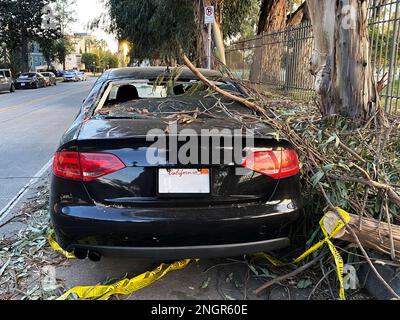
[29,33,108,71]
[29,42,47,71]
[63,33,98,70]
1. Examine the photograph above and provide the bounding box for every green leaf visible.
[201,277,211,289]
[297,278,313,289]
[311,171,325,187]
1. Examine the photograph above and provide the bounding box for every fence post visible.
[384,0,400,113]
[284,26,292,94]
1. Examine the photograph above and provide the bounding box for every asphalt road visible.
[0,78,97,217]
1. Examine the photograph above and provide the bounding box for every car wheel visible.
[10,84,15,93]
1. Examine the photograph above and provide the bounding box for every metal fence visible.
[226,0,400,113]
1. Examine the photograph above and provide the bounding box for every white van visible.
[0,69,15,93]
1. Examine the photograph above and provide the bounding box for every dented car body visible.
[50,67,302,261]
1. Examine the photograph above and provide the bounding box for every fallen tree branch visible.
[180,50,272,118]
[330,175,400,208]
[254,255,324,295]
[180,52,400,299]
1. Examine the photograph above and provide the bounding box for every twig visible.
[308,268,336,300]
[253,255,324,295]
[385,196,396,261]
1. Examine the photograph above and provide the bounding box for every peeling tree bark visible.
[250,0,287,84]
[308,0,377,119]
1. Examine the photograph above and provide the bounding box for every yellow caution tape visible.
[48,231,76,260]
[57,259,194,300]
[255,208,350,300]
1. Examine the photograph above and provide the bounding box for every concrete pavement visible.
[0,79,97,219]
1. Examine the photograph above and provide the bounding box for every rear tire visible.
[10,84,15,92]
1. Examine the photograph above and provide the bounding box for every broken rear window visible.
[94,78,244,119]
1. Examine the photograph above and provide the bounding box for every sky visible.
[72,0,119,53]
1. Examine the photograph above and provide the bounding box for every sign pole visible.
[204,6,215,70]
[207,23,212,70]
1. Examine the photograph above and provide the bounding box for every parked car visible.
[77,71,87,81]
[41,72,57,86]
[39,73,51,86]
[50,67,301,262]
[0,69,15,93]
[15,72,46,89]
[56,70,66,77]
[63,71,79,82]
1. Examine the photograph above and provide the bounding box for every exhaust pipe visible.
[88,251,102,262]
[74,248,88,260]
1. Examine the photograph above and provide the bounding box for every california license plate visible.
[158,169,210,194]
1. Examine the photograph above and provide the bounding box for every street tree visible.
[0,0,59,72]
[105,0,259,67]
[307,0,377,120]
[55,36,74,70]
[53,0,77,33]
[107,0,196,64]
[81,52,99,71]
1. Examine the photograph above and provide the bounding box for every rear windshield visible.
[105,80,237,102]
[96,78,251,119]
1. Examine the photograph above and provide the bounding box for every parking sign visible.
[204,6,215,24]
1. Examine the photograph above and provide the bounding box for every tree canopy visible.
[105,0,261,63]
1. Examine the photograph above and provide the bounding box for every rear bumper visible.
[71,238,290,259]
[51,199,300,258]
[15,82,35,89]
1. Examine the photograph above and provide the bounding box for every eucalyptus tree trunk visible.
[308,0,377,119]
[250,0,287,84]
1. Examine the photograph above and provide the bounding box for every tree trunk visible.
[194,0,222,68]
[20,33,29,72]
[307,0,377,119]
[257,0,287,34]
[323,212,400,260]
[250,0,287,84]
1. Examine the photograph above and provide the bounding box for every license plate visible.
[21,83,25,86]
[158,169,210,194]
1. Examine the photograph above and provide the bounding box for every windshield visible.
[20,73,36,78]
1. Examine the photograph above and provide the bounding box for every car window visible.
[108,83,167,100]
[4,71,11,78]
[0,71,4,78]
[20,73,36,78]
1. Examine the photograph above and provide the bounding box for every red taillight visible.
[79,153,125,181]
[53,152,81,180]
[53,152,125,181]
[242,149,299,179]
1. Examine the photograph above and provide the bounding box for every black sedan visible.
[50,67,302,262]
[15,72,46,89]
